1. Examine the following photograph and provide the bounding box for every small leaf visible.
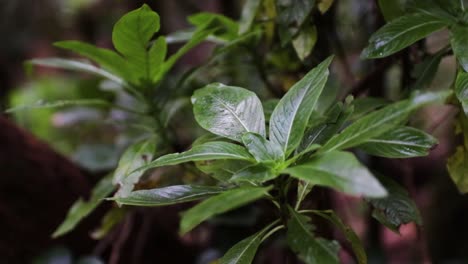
[238,0,262,35]
[242,132,284,163]
[309,210,366,264]
[54,40,130,80]
[230,164,278,183]
[5,99,110,113]
[270,57,333,156]
[276,0,316,45]
[451,25,468,72]
[367,174,422,233]
[447,146,468,193]
[137,141,254,172]
[91,207,126,239]
[53,175,115,238]
[455,71,468,116]
[362,12,448,58]
[292,24,317,61]
[296,181,314,210]
[112,4,160,83]
[284,151,387,197]
[320,90,451,153]
[111,185,226,206]
[30,58,125,86]
[287,207,340,264]
[180,186,271,234]
[219,223,274,264]
[149,36,167,83]
[192,83,266,141]
[113,139,156,198]
[357,126,438,158]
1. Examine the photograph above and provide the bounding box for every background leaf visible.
[192,83,266,141]
[292,24,317,61]
[455,71,468,116]
[238,0,262,35]
[284,151,387,197]
[180,186,271,234]
[362,12,448,58]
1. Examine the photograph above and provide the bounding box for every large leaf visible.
[52,175,115,238]
[54,41,130,80]
[30,58,125,86]
[367,174,422,233]
[219,223,275,264]
[242,132,284,163]
[111,185,226,206]
[455,71,468,116]
[112,4,162,84]
[451,25,468,72]
[269,57,333,156]
[137,141,254,172]
[357,126,437,158]
[113,139,156,198]
[192,83,266,141]
[320,91,451,153]
[362,12,448,58]
[284,151,387,197]
[180,186,271,234]
[287,207,340,264]
[230,164,277,183]
[310,210,366,264]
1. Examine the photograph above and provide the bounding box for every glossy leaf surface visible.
[284,151,387,197]
[192,83,265,141]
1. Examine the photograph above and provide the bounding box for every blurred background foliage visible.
[1,0,468,263]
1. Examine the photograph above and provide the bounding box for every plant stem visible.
[261,225,285,243]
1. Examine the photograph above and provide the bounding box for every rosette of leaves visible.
[113,57,448,263]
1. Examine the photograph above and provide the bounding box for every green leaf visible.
[230,164,278,183]
[451,25,468,72]
[53,40,130,79]
[287,207,340,264]
[239,0,262,34]
[284,151,387,197]
[263,99,280,121]
[242,132,284,163]
[138,141,254,172]
[148,36,167,83]
[180,186,271,234]
[219,223,274,264]
[350,97,389,121]
[188,13,239,41]
[52,174,115,238]
[317,0,335,14]
[320,90,451,153]
[269,57,333,156]
[367,174,422,233]
[292,24,317,61]
[111,185,226,206]
[357,126,437,158]
[309,210,366,264]
[192,83,266,141]
[378,0,405,21]
[5,99,111,113]
[447,146,468,193]
[296,181,314,210]
[112,4,161,84]
[455,71,468,116]
[91,207,126,239]
[30,58,125,86]
[276,0,316,45]
[113,139,157,198]
[196,159,252,182]
[411,51,443,90]
[298,102,352,152]
[362,12,448,58]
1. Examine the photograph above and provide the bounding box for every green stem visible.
[261,225,285,243]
